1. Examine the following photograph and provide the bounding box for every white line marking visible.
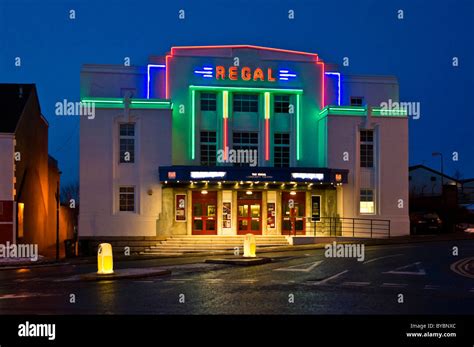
[342,281,371,287]
[308,270,349,286]
[381,283,408,288]
[274,260,324,273]
[384,262,426,276]
[363,254,404,264]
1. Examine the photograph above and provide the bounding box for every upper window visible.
[359,189,375,214]
[232,132,258,167]
[233,94,258,112]
[274,95,290,114]
[360,129,374,168]
[200,92,217,111]
[351,97,364,106]
[200,131,217,166]
[274,133,290,167]
[119,123,135,163]
[119,186,135,212]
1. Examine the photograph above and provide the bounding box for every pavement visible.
[0,238,473,314]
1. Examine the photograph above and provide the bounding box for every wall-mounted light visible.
[201,190,208,195]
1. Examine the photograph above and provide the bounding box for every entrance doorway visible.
[237,191,262,235]
[192,191,217,235]
[282,192,306,235]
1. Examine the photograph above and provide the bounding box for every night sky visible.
[1,0,472,185]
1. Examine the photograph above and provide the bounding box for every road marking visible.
[274,260,324,273]
[363,254,403,264]
[0,293,59,300]
[383,262,426,276]
[307,270,349,286]
[381,283,408,288]
[424,285,440,290]
[342,281,370,287]
[450,257,474,279]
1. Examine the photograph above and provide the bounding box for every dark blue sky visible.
[1,0,473,184]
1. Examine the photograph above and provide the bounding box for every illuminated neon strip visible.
[317,61,325,108]
[147,64,166,99]
[191,90,196,160]
[325,72,341,106]
[222,91,229,160]
[264,92,270,161]
[165,55,171,99]
[296,94,301,160]
[318,106,407,117]
[81,97,172,109]
[171,45,319,60]
[189,85,303,94]
[278,69,297,81]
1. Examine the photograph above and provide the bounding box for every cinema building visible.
[79,45,409,250]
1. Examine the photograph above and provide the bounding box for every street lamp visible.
[432,152,444,191]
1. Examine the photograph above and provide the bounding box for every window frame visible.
[360,129,374,168]
[119,123,135,164]
[274,95,291,114]
[119,186,136,212]
[233,93,259,113]
[200,92,217,111]
[359,188,375,214]
[200,131,217,166]
[273,132,290,167]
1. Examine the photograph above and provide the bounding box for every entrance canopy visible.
[159,166,348,185]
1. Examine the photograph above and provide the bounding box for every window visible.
[119,186,135,212]
[232,132,258,167]
[119,123,135,163]
[274,133,290,167]
[233,94,258,112]
[274,95,290,113]
[351,97,364,106]
[200,131,217,166]
[360,189,375,214]
[360,129,374,168]
[200,92,217,111]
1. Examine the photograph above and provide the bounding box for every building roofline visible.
[409,164,460,182]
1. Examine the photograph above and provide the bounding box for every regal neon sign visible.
[211,66,278,82]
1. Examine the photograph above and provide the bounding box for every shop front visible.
[158,166,348,237]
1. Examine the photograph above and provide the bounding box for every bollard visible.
[243,234,256,258]
[97,243,114,274]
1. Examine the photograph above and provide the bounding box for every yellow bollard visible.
[97,243,114,274]
[243,234,256,258]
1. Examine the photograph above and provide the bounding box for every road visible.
[0,240,473,314]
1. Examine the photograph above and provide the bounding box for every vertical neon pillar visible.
[222,90,229,160]
[264,92,270,161]
[191,89,195,160]
[317,61,325,108]
[296,94,301,161]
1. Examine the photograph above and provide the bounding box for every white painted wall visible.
[79,108,172,237]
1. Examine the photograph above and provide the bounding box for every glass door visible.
[237,191,262,235]
[192,191,217,235]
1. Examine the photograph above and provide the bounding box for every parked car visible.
[410,212,443,235]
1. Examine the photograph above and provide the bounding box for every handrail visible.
[301,216,391,239]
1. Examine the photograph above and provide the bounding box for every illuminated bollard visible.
[97,243,114,274]
[243,234,256,258]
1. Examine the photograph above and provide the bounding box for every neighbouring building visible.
[0,84,74,258]
[79,45,409,246]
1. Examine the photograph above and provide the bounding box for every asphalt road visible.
[0,240,473,314]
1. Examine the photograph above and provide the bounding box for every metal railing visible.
[306,216,391,239]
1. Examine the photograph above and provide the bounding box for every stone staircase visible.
[140,235,290,256]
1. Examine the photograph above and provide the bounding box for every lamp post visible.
[432,152,444,192]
